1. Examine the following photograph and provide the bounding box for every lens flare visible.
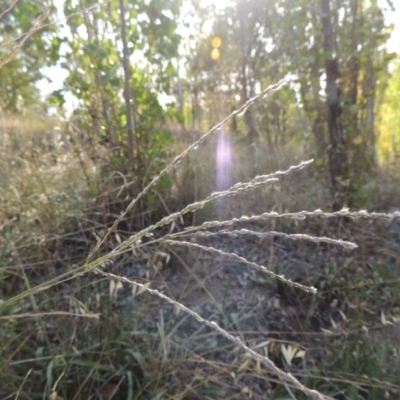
[216,127,233,217]
[211,48,220,60]
[212,37,222,48]
[216,127,232,192]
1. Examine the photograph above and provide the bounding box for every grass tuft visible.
[1,79,400,399]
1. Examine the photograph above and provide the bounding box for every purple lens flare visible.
[215,127,233,217]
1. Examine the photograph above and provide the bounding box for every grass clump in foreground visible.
[1,79,400,400]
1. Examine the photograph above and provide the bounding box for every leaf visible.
[294,349,307,359]
[165,61,175,75]
[252,340,271,351]
[49,390,57,400]
[109,280,116,298]
[96,292,101,308]
[103,64,119,83]
[137,282,151,295]
[381,310,393,326]
[238,359,250,372]
[281,344,298,367]
[339,309,347,321]
[391,316,400,324]
[46,360,54,391]
[109,279,123,300]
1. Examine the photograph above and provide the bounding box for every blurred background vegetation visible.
[1,0,399,213]
[1,0,400,399]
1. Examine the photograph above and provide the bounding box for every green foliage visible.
[60,0,182,199]
[377,58,400,163]
[0,280,179,399]
[0,0,60,111]
[1,1,399,397]
[187,0,393,208]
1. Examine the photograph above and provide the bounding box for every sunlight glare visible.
[201,0,235,12]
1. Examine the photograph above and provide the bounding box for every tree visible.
[376,58,400,163]
[321,0,348,208]
[59,0,182,188]
[187,0,393,208]
[0,0,60,111]
[185,1,302,144]
[273,0,392,207]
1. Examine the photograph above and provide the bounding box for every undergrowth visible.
[1,8,400,399]
[1,78,400,400]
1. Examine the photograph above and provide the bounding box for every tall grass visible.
[1,4,400,400]
[2,79,400,399]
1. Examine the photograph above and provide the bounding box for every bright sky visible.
[383,0,400,53]
[38,0,400,111]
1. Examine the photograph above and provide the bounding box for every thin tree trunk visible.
[119,0,135,171]
[365,58,377,167]
[237,0,259,143]
[321,0,348,210]
[300,81,327,162]
[80,2,116,153]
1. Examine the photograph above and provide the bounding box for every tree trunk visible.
[119,0,136,171]
[80,2,117,153]
[237,0,259,143]
[321,0,348,210]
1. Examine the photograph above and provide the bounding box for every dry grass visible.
[171,128,332,225]
[0,7,400,400]
[1,78,400,400]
